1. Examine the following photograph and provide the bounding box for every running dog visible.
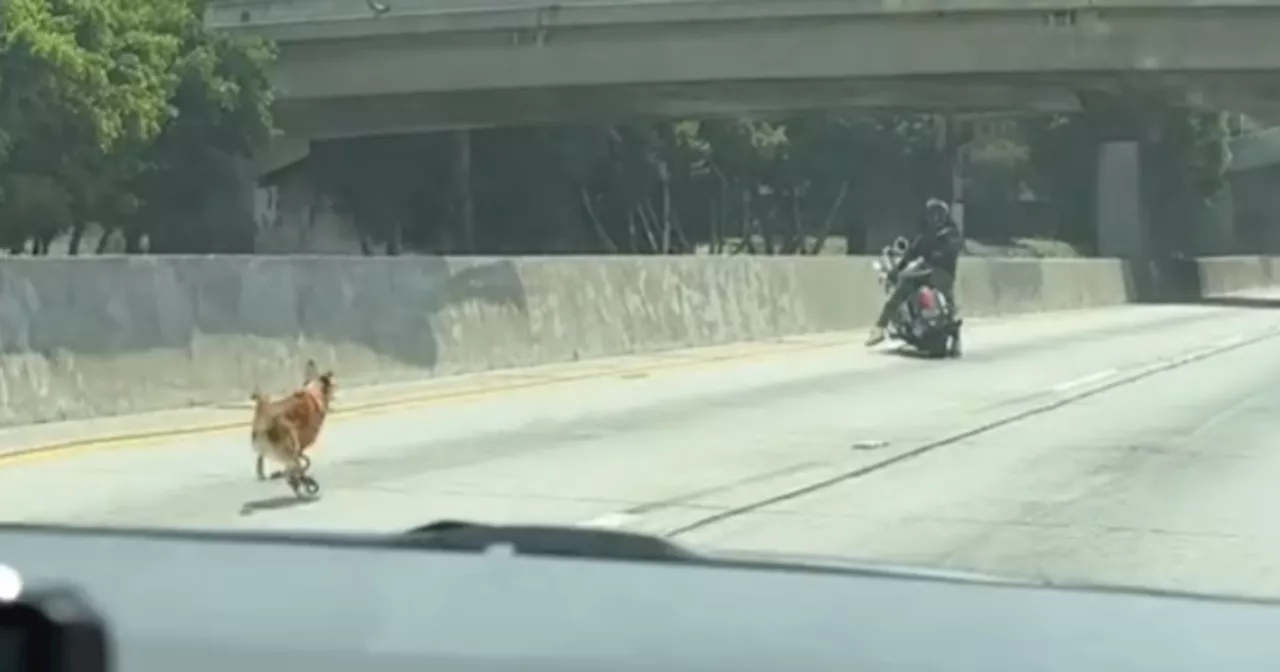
[250,360,336,495]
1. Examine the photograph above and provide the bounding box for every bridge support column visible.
[1095,140,1149,257]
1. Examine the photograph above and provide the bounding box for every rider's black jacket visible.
[897,221,963,278]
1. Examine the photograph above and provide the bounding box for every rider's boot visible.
[865,326,886,346]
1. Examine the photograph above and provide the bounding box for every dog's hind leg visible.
[253,434,288,481]
[265,460,288,480]
[266,453,307,481]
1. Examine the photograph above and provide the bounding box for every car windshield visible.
[3,0,1280,605]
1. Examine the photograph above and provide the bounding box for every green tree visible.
[123,0,275,253]
[0,0,184,250]
[0,0,274,253]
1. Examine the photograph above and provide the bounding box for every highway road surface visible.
[5,294,1280,599]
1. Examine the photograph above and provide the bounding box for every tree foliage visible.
[0,0,274,253]
[310,114,952,256]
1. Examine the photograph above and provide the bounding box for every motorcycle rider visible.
[865,198,963,347]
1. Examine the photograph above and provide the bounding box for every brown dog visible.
[250,360,336,494]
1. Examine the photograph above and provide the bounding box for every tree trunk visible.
[68,224,86,255]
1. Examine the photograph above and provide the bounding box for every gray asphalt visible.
[6,295,1280,598]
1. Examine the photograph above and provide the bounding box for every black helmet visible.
[923,198,950,231]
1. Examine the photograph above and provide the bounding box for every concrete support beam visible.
[254,134,311,177]
[274,78,1084,140]
[1095,141,1148,258]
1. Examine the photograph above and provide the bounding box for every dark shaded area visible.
[1120,257,1205,304]
[1118,256,1280,308]
[887,345,956,361]
[301,113,955,257]
[278,95,1233,260]
[239,494,319,516]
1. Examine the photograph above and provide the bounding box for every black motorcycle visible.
[872,237,962,358]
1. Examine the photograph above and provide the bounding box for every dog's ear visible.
[303,359,319,383]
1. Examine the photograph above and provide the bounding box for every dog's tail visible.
[249,390,282,447]
[250,389,271,423]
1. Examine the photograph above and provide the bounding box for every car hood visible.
[694,545,1034,585]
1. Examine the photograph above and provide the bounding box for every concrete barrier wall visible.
[1195,256,1280,295]
[0,255,1269,427]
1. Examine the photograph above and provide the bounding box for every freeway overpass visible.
[205,0,1280,256]
[205,0,1280,138]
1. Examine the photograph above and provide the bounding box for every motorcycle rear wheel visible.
[920,331,951,358]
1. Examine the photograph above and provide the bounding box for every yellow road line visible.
[0,337,852,467]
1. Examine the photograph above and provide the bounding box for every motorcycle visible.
[871,237,962,358]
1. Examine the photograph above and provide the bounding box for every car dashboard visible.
[2,520,1280,672]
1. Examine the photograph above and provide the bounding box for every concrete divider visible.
[1195,256,1280,295]
[0,254,1271,427]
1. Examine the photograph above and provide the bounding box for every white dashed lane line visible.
[1050,369,1119,393]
